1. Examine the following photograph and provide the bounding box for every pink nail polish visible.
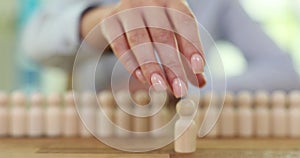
[172,78,188,98]
[151,73,167,91]
[135,69,146,83]
[191,54,204,74]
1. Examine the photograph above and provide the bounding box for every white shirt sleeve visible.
[21,0,102,71]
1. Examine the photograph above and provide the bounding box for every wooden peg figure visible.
[150,91,169,137]
[79,92,97,137]
[288,91,300,138]
[133,90,150,106]
[219,92,236,137]
[175,99,197,153]
[271,91,287,137]
[0,92,8,137]
[27,93,44,137]
[132,90,150,135]
[10,91,27,137]
[254,91,270,137]
[237,91,254,138]
[200,91,219,138]
[63,92,78,137]
[45,93,62,137]
[115,90,132,137]
[97,90,115,137]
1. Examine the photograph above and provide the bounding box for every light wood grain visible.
[1,138,300,158]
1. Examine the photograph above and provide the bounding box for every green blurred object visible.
[0,1,17,91]
[241,0,300,74]
[210,41,247,78]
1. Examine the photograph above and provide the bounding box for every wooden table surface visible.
[1,137,300,158]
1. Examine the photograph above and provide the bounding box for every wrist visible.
[80,5,116,39]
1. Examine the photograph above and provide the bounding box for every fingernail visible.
[191,54,204,74]
[151,73,167,91]
[172,78,188,98]
[135,69,146,83]
[198,73,207,87]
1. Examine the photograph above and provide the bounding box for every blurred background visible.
[0,0,299,94]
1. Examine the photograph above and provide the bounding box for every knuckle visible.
[152,30,174,44]
[179,14,196,26]
[111,37,128,54]
[128,30,149,45]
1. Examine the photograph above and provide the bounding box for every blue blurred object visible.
[17,0,41,93]
[18,0,40,28]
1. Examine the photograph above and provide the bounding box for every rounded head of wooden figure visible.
[255,91,269,107]
[289,91,300,107]
[12,91,26,106]
[133,90,150,106]
[0,91,8,105]
[81,92,97,106]
[224,92,234,107]
[237,91,252,107]
[31,93,44,106]
[271,91,286,107]
[150,91,168,108]
[64,91,75,106]
[176,99,195,117]
[203,91,218,108]
[47,93,61,106]
[115,90,132,109]
[98,90,115,107]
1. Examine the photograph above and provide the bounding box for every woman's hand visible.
[81,0,206,98]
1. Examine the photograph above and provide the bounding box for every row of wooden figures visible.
[195,90,300,138]
[0,90,300,139]
[0,89,195,153]
[176,90,300,153]
[0,90,178,138]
